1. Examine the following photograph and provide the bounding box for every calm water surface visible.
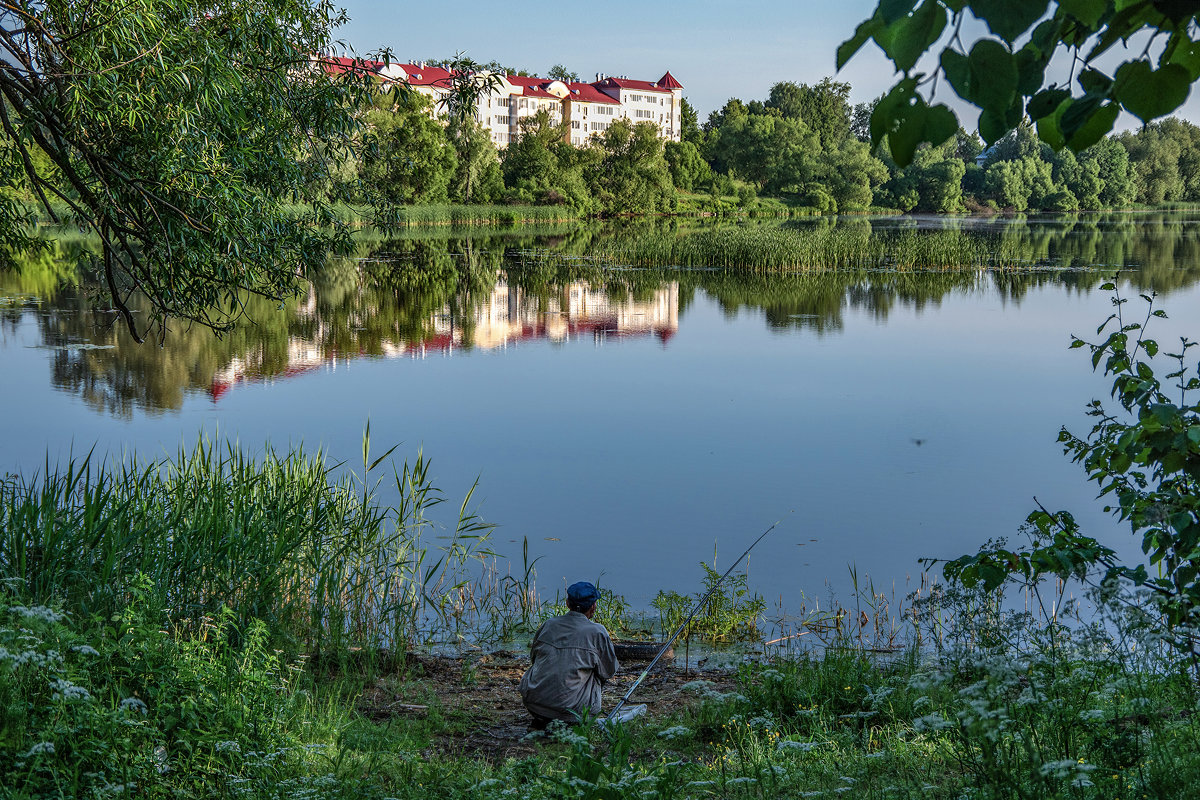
[3,214,1200,613]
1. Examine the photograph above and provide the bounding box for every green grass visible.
[0,434,509,657]
[514,223,1044,272]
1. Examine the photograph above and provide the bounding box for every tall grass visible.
[518,224,1053,272]
[0,435,509,655]
[276,202,580,226]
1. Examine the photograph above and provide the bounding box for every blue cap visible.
[567,581,599,605]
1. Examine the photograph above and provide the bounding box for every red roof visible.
[565,82,621,104]
[657,71,683,90]
[505,75,562,99]
[597,76,672,94]
[394,63,454,88]
[317,55,382,77]
[316,57,454,89]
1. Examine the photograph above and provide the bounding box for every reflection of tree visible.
[7,213,1200,415]
[869,213,1200,293]
[37,286,294,416]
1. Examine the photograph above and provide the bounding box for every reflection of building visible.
[449,280,679,350]
[208,281,679,400]
[319,58,683,147]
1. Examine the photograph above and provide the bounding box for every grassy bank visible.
[5,576,1199,798]
[3,440,1199,798]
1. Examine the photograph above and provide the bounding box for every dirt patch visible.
[357,649,738,762]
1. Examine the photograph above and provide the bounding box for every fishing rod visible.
[603,517,786,724]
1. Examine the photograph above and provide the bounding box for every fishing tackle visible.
[601,517,785,726]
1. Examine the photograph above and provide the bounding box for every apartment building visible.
[320,57,683,148]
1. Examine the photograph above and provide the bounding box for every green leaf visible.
[1114,61,1192,122]
[924,102,959,145]
[1028,18,1063,55]
[1015,45,1049,95]
[1088,2,1157,61]
[940,48,971,99]
[880,0,919,24]
[1077,68,1114,95]
[968,40,1019,112]
[1037,108,1067,149]
[870,79,915,149]
[888,99,958,165]
[879,0,949,73]
[978,109,1006,145]
[889,104,930,165]
[1166,33,1200,80]
[1187,426,1200,445]
[1059,0,1107,27]
[1062,99,1119,151]
[1029,87,1071,119]
[968,0,1051,43]
[837,14,885,71]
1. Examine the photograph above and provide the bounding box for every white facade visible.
[322,58,683,149]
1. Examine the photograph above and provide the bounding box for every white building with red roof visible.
[318,56,683,148]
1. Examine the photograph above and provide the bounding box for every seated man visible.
[519,581,619,728]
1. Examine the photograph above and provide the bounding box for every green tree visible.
[446,116,503,204]
[680,98,703,146]
[0,0,374,341]
[361,93,457,204]
[1119,118,1200,204]
[590,119,675,214]
[500,111,595,210]
[1084,137,1135,208]
[767,78,854,149]
[664,140,712,192]
[841,1,1200,165]
[547,65,579,83]
[944,288,1200,652]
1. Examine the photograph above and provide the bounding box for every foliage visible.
[547,65,579,83]
[0,434,499,655]
[943,283,1200,653]
[361,93,458,204]
[664,141,712,192]
[446,115,505,204]
[841,1,1200,165]
[0,0,377,341]
[501,111,596,211]
[591,120,676,215]
[651,562,765,642]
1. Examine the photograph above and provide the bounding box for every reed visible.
[517,223,1059,272]
[0,434,511,655]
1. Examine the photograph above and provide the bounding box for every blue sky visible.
[334,1,1198,130]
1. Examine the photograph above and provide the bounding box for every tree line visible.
[325,77,1200,217]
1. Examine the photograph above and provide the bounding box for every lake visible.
[3,213,1199,621]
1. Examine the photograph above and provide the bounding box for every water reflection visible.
[4,212,1200,416]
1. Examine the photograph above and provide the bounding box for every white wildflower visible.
[913,714,953,732]
[11,606,65,624]
[118,697,148,715]
[213,740,241,754]
[657,725,691,740]
[21,742,55,757]
[778,739,821,751]
[71,645,100,656]
[49,678,90,701]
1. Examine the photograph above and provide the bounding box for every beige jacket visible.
[519,611,619,721]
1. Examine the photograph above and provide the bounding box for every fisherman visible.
[519,581,619,729]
